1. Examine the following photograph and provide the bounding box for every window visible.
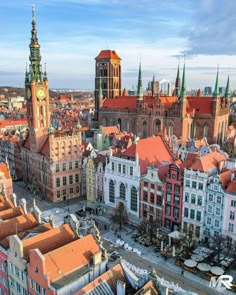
[216,196,222,204]
[151,183,155,189]
[185,180,190,187]
[166,183,172,191]
[208,205,213,213]
[166,193,171,202]
[109,180,115,203]
[174,184,180,194]
[185,192,189,202]
[118,164,121,173]
[75,174,79,183]
[165,205,171,216]
[63,176,67,186]
[144,181,148,187]
[192,181,197,189]
[57,191,60,198]
[207,217,211,225]
[191,194,196,204]
[190,209,195,219]
[63,189,66,196]
[198,183,203,190]
[131,187,137,211]
[120,183,126,199]
[130,167,133,176]
[16,282,21,293]
[76,186,79,193]
[231,200,236,207]
[230,211,235,220]
[228,223,234,233]
[209,194,213,202]
[111,162,115,171]
[215,207,221,216]
[150,193,154,203]
[56,178,60,187]
[215,220,220,227]
[157,195,162,206]
[63,162,66,171]
[196,211,201,222]
[69,161,72,170]
[197,195,202,206]
[69,175,73,184]
[174,207,179,219]
[143,191,148,201]
[70,187,73,194]
[123,165,126,174]
[184,208,188,218]
[174,195,180,205]
[56,163,59,172]
[75,160,79,169]
[195,226,200,237]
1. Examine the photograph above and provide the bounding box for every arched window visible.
[203,123,209,138]
[117,118,122,130]
[153,119,161,135]
[130,187,137,211]
[168,123,174,136]
[109,180,115,203]
[193,122,200,138]
[142,121,147,138]
[120,183,126,199]
[102,117,107,127]
[125,119,129,132]
[110,118,115,126]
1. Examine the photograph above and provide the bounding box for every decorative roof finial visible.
[32,4,35,19]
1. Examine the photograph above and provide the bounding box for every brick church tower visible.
[94,50,121,120]
[25,6,50,153]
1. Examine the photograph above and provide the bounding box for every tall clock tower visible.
[25,6,50,153]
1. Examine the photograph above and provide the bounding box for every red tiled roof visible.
[75,263,127,295]
[95,50,121,60]
[0,119,28,129]
[22,224,76,261]
[159,96,178,109]
[123,136,174,174]
[226,178,236,194]
[0,206,24,220]
[40,138,49,156]
[103,96,137,109]
[186,96,213,114]
[44,234,100,282]
[0,162,11,178]
[219,170,232,188]
[0,200,14,212]
[102,126,120,135]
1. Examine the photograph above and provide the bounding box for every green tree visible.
[112,202,129,230]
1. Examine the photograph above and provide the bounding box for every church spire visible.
[137,61,143,100]
[29,5,42,83]
[180,63,186,99]
[213,65,219,97]
[175,63,181,97]
[225,74,230,98]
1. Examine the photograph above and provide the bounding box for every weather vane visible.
[32,4,35,18]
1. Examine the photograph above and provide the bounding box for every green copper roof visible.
[225,75,230,97]
[137,62,143,99]
[180,63,186,98]
[213,66,219,97]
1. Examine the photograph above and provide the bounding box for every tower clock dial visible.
[36,87,46,100]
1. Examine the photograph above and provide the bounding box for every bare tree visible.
[112,202,129,230]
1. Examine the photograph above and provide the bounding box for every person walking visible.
[181,270,184,277]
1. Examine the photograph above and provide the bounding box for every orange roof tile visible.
[123,136,174,174]
[226,178,236,194]
[186,96,212,114]
[95,50,121,60]
[135,280,159,295]
[0,206,24,220]
[0,119,28,129]
[103,96,137,109]
[0,212,38,240]
[75,263,126,295]
[0,200,14,212]
[44,234,100,282]
[102,126,120,136]
[0,162,11,179]
[22,224,76,261]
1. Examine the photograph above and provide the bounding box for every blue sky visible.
[1,0,236,90]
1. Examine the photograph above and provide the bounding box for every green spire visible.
[98,76,103,100]
[137,61,143,100]
[225,75,230,97]
[29,5,42,83]
[175,63,180,96]
[180,63,186,98]
[213,65,219,97]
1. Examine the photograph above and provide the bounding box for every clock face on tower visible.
[36,87,46,100]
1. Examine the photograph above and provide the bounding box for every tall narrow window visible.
[120,183,126,199]
[109,180,115,203]
[131,187,137,211]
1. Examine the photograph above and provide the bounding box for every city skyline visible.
[1,0,236,90]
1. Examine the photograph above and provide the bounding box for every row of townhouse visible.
[85,135,236,242]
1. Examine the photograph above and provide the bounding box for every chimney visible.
[11,193,17,207]
[18,198,27,214]
[93,251,102,266]
[49,215,56,228]
[117,280,126,295]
